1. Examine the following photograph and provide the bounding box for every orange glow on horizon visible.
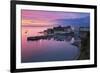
[22,19,33,25]
[22,19,54,26]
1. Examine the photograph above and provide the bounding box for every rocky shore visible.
[78,32,90,60]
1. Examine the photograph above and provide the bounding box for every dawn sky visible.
[21,10,90,27]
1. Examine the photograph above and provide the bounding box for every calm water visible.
[21,27,80,63]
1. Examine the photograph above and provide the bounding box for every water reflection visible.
[21,27,80,63]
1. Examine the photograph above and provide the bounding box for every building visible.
[43,26,73,35]
[79,27,90,38]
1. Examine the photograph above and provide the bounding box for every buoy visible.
[25,30,28,34]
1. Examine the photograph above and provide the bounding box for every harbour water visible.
[21,27,80,63]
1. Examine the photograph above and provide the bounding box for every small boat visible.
[25,30,28,34]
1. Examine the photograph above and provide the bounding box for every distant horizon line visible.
[22,25,89,27]
[22,25,56,27]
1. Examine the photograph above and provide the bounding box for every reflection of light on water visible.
[39,39,42,47]
[70,37,75,44]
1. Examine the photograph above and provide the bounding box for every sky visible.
[21,9,90,27]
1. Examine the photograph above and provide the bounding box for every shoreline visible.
[77,32,90,60]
